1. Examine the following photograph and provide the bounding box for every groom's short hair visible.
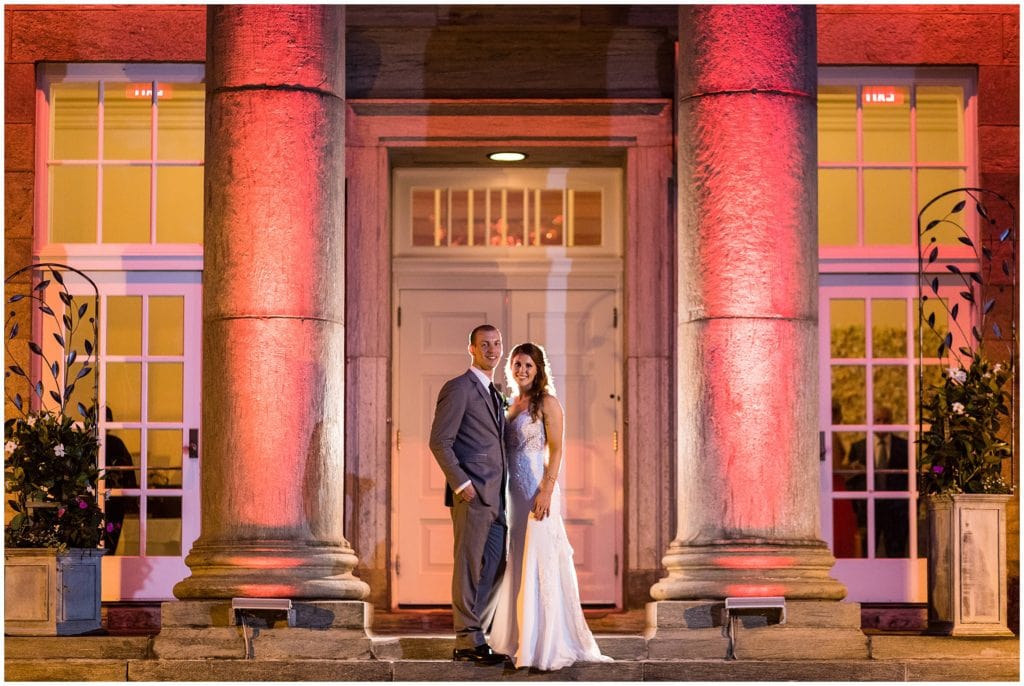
[469,324,499,346]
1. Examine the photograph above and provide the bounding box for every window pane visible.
[157,82,204,160]
[538,189,563,246]
[472,189,488,246]
[104,428,139,489]
[449,189,469,246]
[148,429,183,489]
[862,86,910,162]
[874,365,908,425]
[833,499,867,558]
[156,167,203,243]
[832,365,866,424]
[51,166,97,243]
[149,296,185,356]
[573,190,602,246]
[411,189,439,246]
[146,496,181,556]
[918,168,967,246]
[917,363,945,424]
[52,82,98,160]
[104,82,151,160]
[873,430,910,491]
[505,189,524,246]
[148,362,183,422]
[103,166,151,243]
[107,362,142,422]
[818,169,858,246]
[831,299,865,358]
[875,498,909,558]
[916,86,964,163]
[916,297,949,359]
[818,86,857,162]
[834,430,867,498]
[104,495,139,555]
[872,299,907,358]
[106,296,142,356]
[864,169,911,245]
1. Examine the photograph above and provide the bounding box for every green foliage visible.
[918,354,1013,495]
[4,408,104,550]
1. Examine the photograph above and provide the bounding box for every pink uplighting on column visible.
[652,5,847,602]
[173,5,368,600]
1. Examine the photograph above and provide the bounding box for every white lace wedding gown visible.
[488,411,612,671]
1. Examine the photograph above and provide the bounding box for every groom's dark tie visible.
[488,383,503,422]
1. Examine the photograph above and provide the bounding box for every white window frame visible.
[35,63,206,271]
[818,66,978,275]
[392,167,624,259]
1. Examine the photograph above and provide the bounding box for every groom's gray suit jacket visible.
[429,370,506,511]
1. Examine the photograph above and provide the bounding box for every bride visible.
[488,342,612,671]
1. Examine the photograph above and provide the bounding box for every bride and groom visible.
[428,324,611,671]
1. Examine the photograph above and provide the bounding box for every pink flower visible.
[932,465,944,474]
[57,507,66,518]
[106,523,115,532]
[77,499,88,509]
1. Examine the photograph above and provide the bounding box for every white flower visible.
[26,415,36,427]
[54,444,66,457]
[951,402,966,415]
[947,367,967,384]
[993,363,1003,374]
[4,440,16,456]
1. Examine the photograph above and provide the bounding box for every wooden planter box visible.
[925,494,1013,636]
[4,547,103,636]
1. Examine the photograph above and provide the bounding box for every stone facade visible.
[3,5,1018,623]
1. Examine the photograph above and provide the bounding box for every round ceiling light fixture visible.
[488,151,527,162]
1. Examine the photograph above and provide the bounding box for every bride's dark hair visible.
[505,342,556,421]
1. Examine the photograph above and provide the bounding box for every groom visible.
[429,324,509,665]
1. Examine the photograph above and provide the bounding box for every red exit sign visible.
[125,83,173,99]
[862,86,905,105]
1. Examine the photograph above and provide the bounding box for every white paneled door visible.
[394,289,622,606]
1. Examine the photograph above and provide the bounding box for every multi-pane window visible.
[393,168,622,255]
[409,187,603,247]
[826,283,968,561]
[40,64,205,247]
[818,70,973,250]
[818,69,976,588]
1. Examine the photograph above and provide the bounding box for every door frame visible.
[391,277,624,609]
[345,100,675,609]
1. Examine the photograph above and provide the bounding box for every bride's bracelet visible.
[542,475,557,485]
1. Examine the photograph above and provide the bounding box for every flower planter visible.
[925,494,1012,636]
[4,547,103,635]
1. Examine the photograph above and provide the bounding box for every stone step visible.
[4,636,152,659]
[368,634,648,661]
[4,657,1019,682]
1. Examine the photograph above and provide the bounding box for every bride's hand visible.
[532,485,553,521]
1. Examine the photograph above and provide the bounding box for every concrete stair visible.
[4,633,1019,682]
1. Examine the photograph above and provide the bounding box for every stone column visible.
[648,6,865,660]
[158,6,370,658]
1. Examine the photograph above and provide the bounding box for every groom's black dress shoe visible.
[452,644,507,665]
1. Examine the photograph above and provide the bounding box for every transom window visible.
[393,168,622,256]
[817,68,975,253]
[38,64,205,249]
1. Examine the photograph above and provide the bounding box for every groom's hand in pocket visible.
[460,484,478,503]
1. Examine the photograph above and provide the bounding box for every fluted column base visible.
[651,541,848,601]
[173,541,370,600]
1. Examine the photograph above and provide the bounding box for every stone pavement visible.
[5,632,1019,682]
